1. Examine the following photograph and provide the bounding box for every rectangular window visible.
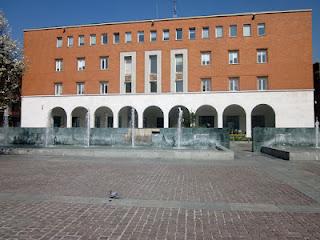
[67,36,73,47]
[54,83,62,95]
[137,31,144,43]
[77,58,85,71]
[176,28,183,40]
[56,37,62,48]
[202,27,209,39]
[189,27,196,40]
[176,80,183,92]
[125,32,132,43]
[90,34,96,46]
[100,56,109,70]
[163,29,169,41]
[149,55,157,93]
[215,26,223,38]
[243,24,251,37]
[150,81,157,93]
[229,25,237,37]
[258,23,266,36]
[150,31,157,42]
[78,35,84,46]
[124,56,132,93]
[229,50,239,64]
[257,49,267,63]
[175,54,183,92]
[113,33,120,44]
[100,81,108,94]
[149,55,157,74]
[55,59,63,72]
[257,76,268,90]
[101,33,108,44]
[201,52,211,65]
[125,82,132,93]
[175,54,183,73]
[229,78,239,91]
[76,82,85,95]
[201,79,211,92]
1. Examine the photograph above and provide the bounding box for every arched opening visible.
[223,104,246,133]
[118,106,138,128]
[51,107,67,128]
[251,104,275,128]
[94,107,113,128]
[71,107,88,128]
[143,106,164,128]
[195,105,218,128]
[169,105,190,128]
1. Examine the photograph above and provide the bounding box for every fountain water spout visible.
[315,118,319,148]
[131,107,135,148]
[86,111,90,147]
[177,107,183,148]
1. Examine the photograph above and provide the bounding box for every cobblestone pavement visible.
[0,142,320,239]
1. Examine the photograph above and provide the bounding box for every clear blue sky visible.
[1,0,320,62]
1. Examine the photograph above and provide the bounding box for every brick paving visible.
[0,143,320,239]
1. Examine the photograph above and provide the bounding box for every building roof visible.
[24,9,312,32]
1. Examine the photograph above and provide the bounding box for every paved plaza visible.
[0,142,320,239]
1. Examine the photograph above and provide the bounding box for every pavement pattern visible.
[0,142,320,239]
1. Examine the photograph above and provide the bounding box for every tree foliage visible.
[0,11,24,110]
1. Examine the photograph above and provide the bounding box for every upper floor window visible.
[100,56,109,70]
[78,35,85,46]
[175,54,183,92]
[124,56,132,93]
[189,27,196,40]
[258,23,266,36]
[176,28,183,40]
[76,82,85,95]
[163,29,169,41]
[150,31,157,42]
[201,52,211,65]
[229,50,239,64]
[137,31,144,43]
[125,32,132,43]
[101,33,108,45]
[229,25,237,37]
[54,83,62,96]
[149,55,158,93]
[257,76,268,90]
[257,49,268,63]
[90,34,96,46]
[56,37,62,48]
[202,27,209,39]
[67,36,73,47]
[77,58,85,71]
[201,78,211,92]
[113,33,120,44]
[243,24,251,37]
[229,78,239,91]
[215,26,223,38]
[100,81,108,94]
[55,59,63,72]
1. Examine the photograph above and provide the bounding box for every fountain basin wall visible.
[252,127,316,152]
[0,127,229,149]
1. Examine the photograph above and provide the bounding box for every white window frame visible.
[201,52,211,66]
[100,81,108,94]
[113,33,120,44]
[101,33,108,45]
[215,26,223,38]
[201,79,211,92]
[55,59,63,72]
[67,36,73,47]
[90,34,96,46]
[243,24,251,37]
[163,29,169,41]
[202,27,209,39]
[257,77,268,91]
[170,49,188,93]
[78,35,85,46]
[150,31,157,42]
[229,78,239,91]
[77,58,86,71]
[54,83,62,96]
[56,37,62,48]
[125,32,132,43]
[176,28,183,40]
[189,27,196,40]
[258,23,266,36]
[257,49,267,63]
[100,57,109,70]
[229,25,237,37]
[76,82,85,95]
[137,31,144,43]
[229,51,239,64]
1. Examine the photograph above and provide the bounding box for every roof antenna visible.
[173,0,177,18]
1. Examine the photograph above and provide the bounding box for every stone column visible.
[164,111,169,128]
[113,112,119,128]
[218,111,223,128]
[67,113,72,128]
[246,115,252,138]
